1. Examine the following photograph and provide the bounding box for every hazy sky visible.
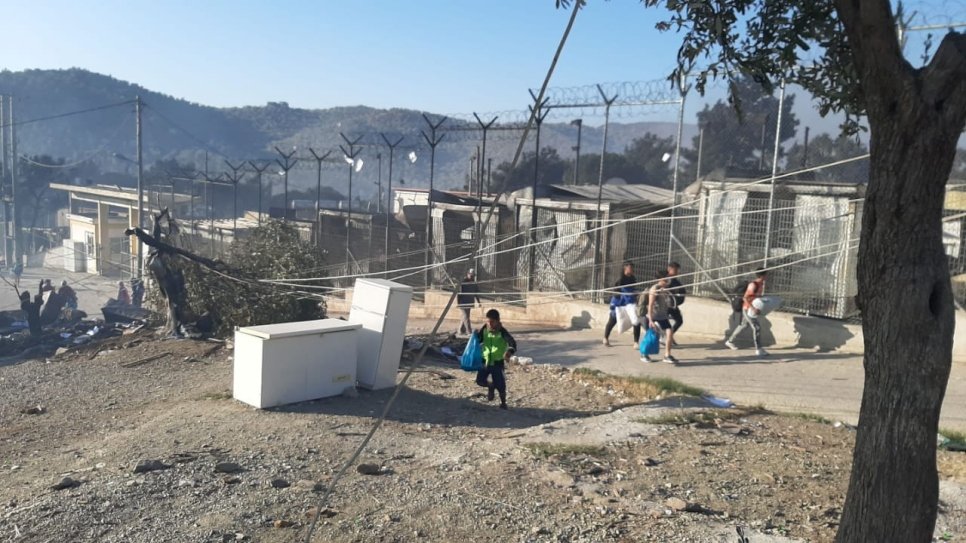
[4,0,954,135]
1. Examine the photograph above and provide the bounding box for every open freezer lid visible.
[353,278,414,292]
[236,319,361,340]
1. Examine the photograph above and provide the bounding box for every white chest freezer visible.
[232,319,361,408]
[349,279,413,390]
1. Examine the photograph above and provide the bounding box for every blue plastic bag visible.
[461,332,484,372]
[640,328,660,356]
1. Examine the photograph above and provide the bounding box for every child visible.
[474,309,517,410]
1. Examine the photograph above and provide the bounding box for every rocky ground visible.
[2,331,965,542]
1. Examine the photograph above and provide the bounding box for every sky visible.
[3,0,957,135]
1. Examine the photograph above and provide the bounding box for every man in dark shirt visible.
[666,262,686,345]
[457,269,481,336]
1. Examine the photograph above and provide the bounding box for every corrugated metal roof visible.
[548,184,675,206]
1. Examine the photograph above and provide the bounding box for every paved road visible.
[512,326,966,431]
[1,259,121,318]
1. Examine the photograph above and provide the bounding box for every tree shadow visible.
[793,315,856,352]
[677,350,859,367]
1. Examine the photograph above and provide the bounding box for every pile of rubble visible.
[0,308,148,362]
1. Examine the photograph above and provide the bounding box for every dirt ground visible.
[2,331,965,543]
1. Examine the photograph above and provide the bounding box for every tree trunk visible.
[836,113,958,541]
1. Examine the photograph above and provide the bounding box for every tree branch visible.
[921,31,966,130]
[124,226,232,275]
[833,0,915,117]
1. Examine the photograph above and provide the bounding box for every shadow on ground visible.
[270,356,604,430]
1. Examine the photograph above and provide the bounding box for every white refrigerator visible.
[349,278,413,390]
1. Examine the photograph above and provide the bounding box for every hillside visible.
[0,69,696,199]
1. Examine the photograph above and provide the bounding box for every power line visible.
[143,103,231,160]
[0,99,135,129]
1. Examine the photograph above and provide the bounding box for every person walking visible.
[726,268,769,357]
[131,278,145,308]
[640,270,677,364]
[59,280,78,310]
[474,309,517,410]
[456,269,481,336]
[666,261,686,345]
[603,261,641,348]
[116,281,131,306]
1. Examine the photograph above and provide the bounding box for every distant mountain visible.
[0,69,696,200]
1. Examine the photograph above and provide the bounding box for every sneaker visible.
[663,355,679,365]
[486,389,495,402]
[632,342,639,350]
[640,355,653,363]
[725,341,738,351]
[499,403,508,410]
[756,349,769,357]
[602,338,611,347]
[671,339,679,347]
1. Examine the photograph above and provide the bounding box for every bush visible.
[149,220,328,336]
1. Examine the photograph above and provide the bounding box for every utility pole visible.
[593,85,618,302]
[695,128,705,181]
[667,74,689,262]
[528,93,551,293]
[200,172,224,256]
[0,95,7,268]
[339,133,363,274]
[274,147,298,220]
[571,119,582,185]
[380,133,403,276]
[135,96,144,279]
[10,95,19,268]
[763,79,787,267]
[248,160,271,225]
[223,160,245,233]
[308,148,332,244]
[487,157,492,196]
[421,114,446,288]
[376,153,383,214]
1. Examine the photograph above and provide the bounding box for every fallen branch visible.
[120,352,171,368]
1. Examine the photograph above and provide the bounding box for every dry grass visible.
[523,442,608,458]
[635,406,766,426]
[571,368,705,400]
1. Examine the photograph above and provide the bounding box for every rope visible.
[302,2,583,540]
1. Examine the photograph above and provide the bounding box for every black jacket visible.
[667,277,686,307]
[458,279,481,307]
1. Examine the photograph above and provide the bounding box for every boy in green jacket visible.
[474,309,517,409]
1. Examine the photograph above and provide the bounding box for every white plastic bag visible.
[621,303,640,327]
[615,304,632,334]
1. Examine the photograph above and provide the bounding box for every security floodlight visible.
[408,151,418,164]
[278,170,286,176]
[662,152,672,163]
[354,158,364,173]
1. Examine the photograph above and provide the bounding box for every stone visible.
[273,520,294,528]
[270,478,290,489]
[223,476,242,485]
[134,459,172,474]
[665,497,689,512]
[305,506,338,519]
[20,405,46,415]
[214,462,244,473]
[356,463,382,475]
[52,477,80,490]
